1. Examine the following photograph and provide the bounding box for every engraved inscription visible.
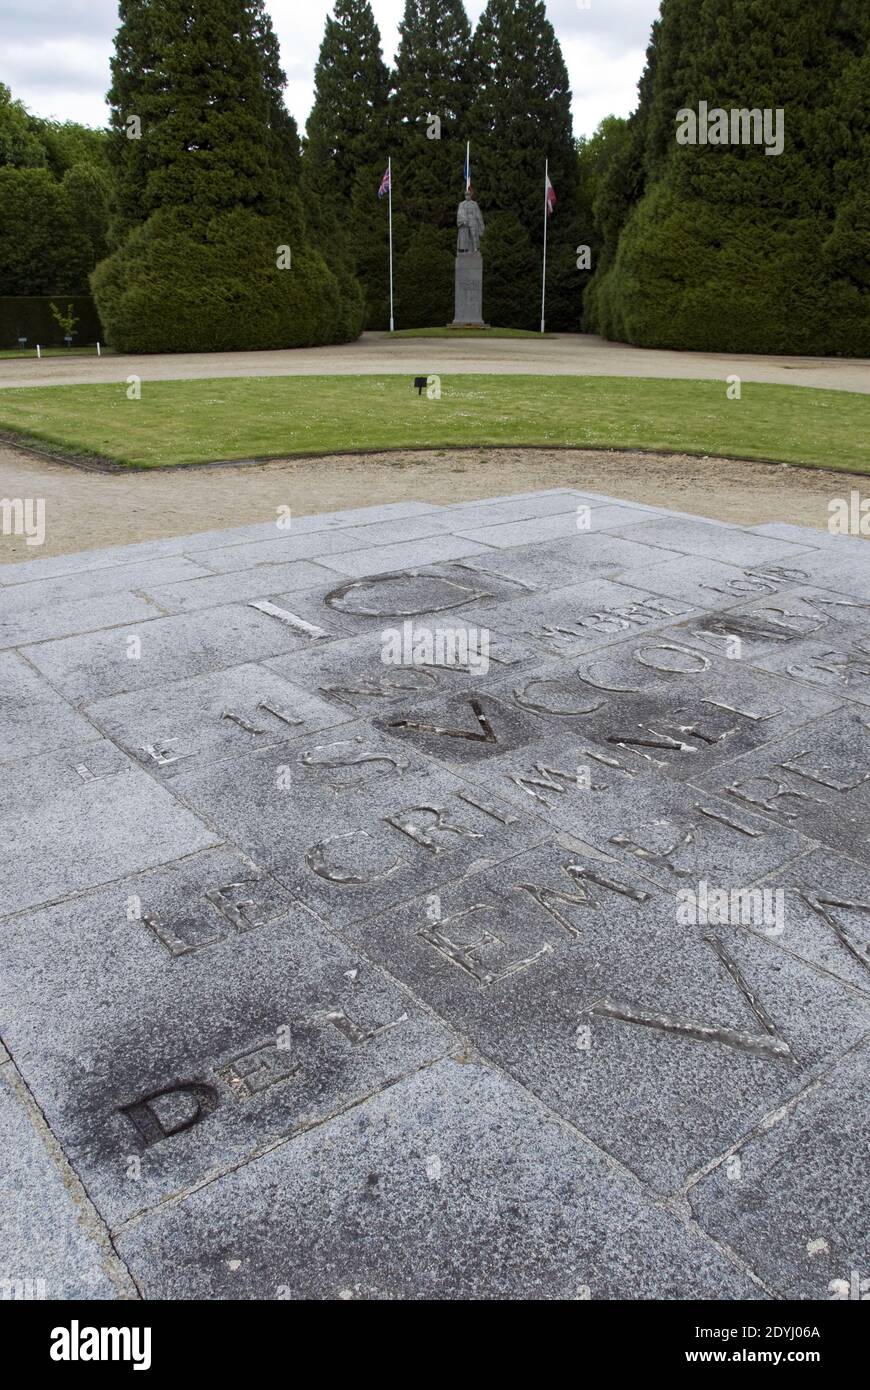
[216,1043,299,1100]
[141,872,288,957]
[306,831,406,884]
[418,904,553,986]
[583,937,794,1062]
[385,804,484,853]
[325,572,486,616]
[799,893,870,974]
[249,599,329,639]
[299,737,408,789]
[387,697,497,743]
[516,862,651,940]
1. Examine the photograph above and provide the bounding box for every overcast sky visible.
[0,0,659,139]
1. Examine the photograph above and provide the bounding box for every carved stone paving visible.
[1,489,868,1301]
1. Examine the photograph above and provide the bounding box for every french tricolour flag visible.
[545,172,557,216]
[378,165,391,199]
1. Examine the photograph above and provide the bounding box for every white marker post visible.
[387,156,395,333]
[540,158,549,335]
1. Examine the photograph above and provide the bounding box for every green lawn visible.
[0,373,866,472]
[390,327,548,338]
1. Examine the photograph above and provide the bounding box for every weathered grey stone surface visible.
[449,508,670,549]
[689,1041,870,1300]
[452,250,484,326]
[758,849,870,992]
[476,641,840,783]
[0,850,450,1224]
[317,533,491,577]
[343,843,870,1192]
[2,491,867,1300]
[693,707,870,866]
[21,601,344,701]
[0,651,97,763]
[660,584,870,665]
[0,739,219,916]
[616,555,816,610]
[0,555,211,614]
[141,559,342,614]
[168,725,547,924]
[461,579,703,659]
[264,628,535,711]
[86,662,352,775]
[609,517,814,568]
[0,1064,133,1299]
[116,1059,765,1300]
[1,590,164,648]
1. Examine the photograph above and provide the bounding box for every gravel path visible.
[1,441,862,565]
[2,330,868,392]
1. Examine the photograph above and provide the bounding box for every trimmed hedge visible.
[584,0,870,357]
[0,294,104,347]
[91,207,363,353]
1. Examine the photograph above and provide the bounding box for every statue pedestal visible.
[451,252,485,327]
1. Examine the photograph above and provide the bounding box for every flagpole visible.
[388,156,395,332]
[540,158,548,334]
[466,140,470,190]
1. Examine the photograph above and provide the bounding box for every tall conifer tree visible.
[586,0,870,354]
[467,0,579,328]
[95,0,362,351]
[301,0,391,325]
[302,0,390,230]
[388,0,473,325]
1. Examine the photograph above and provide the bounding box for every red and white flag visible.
[545,172,557,216]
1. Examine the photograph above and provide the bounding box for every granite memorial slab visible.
[139,559,344,615]
[114,1058,764,1300]
[0,554,211,615]
[616,555,821,611]
[168,718,546,924]
[265,628,536,714]
[0,651,98,765]
[0,848,449,1224]
[2,490,866,1300]
[658,585,870,665]
[0,738,219,917]
[343,842,870,1192]
[756,848,870,992]
[691,707,870,865]
[755,635,870,706]
[0,1065,130,1300]
[86,662,353,777]
[689,1041,870,1299]
[460,579,706,660]
[475,641,840,783]
[447,508,674,550]
[20,600,348,703]
[608,517,814,569]
[374,688,814,878]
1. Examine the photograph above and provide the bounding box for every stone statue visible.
[457,194,485,254]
